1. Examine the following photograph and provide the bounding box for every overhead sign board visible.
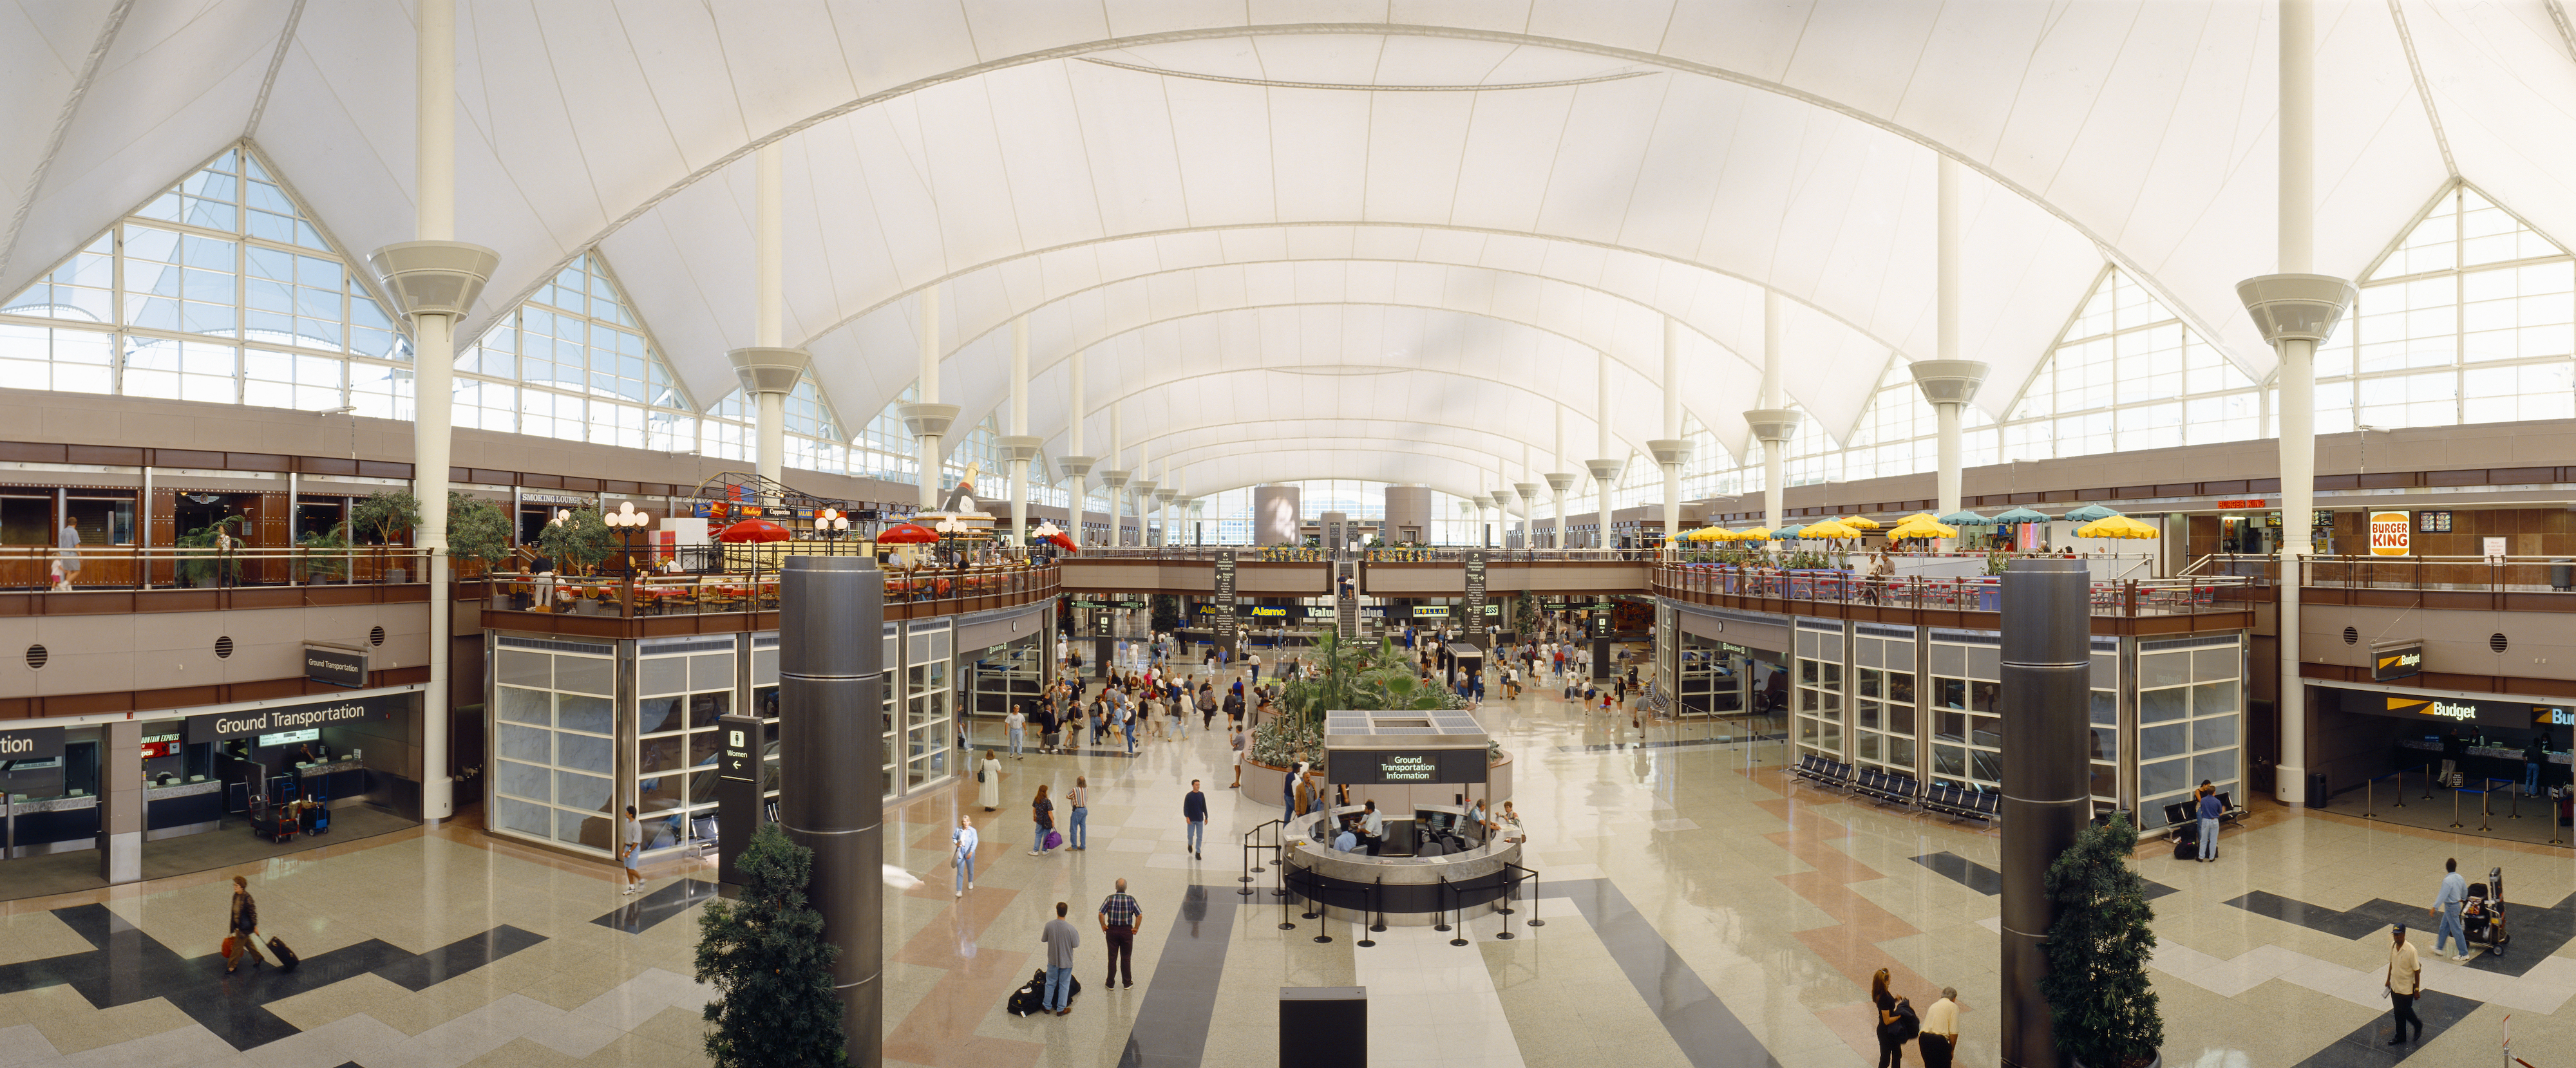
[0,724,65,762]
[303,644,368,688]
[185,693,408,744]
[1324,748,1492,785]
[2371,641,2423,682]
[2331,686,2571,730]
[2369,511,2411,556]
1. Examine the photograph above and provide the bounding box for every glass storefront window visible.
[489,640,618,856]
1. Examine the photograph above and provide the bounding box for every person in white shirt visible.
[1247,651,1262,682]
[2385,924,2423,1045]
[1359,800,1385,856]
[1918,988,1961,1067]
[1005,705,1027,759]
[952,815,979,897]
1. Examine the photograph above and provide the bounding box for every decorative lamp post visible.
[818,507,852,549]
[603,501,650,576]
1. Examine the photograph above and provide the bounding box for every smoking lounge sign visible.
[2369,511,2412,556]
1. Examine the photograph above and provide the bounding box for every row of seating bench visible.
[1793,754,2002,822]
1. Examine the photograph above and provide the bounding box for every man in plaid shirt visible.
[1098,878,1144,988]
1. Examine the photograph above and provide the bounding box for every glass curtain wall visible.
[492,637,620,856]
[635,635,734,851]
[0,144,413,416]
[1792,621,1846,762]
[1851,624,1918,776]
[1927,631,2004,792]
[900,621,956,790]
[2136,635,2244,825]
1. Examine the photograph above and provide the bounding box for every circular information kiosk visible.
[1280,710,1525,928]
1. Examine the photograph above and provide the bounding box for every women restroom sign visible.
[2369,511,2411,556]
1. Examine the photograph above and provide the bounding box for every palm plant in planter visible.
[1253,631,1462,770]
[2040,812,2164,1068]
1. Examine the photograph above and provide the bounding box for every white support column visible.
[726,144,811,512]
[1585,353,1624,549]
[2237,0,2354,807]
[1647,316,1689,553]
[1912,156,1989,538]
[997,318,1041,548]
[1096,404,1130,547]
[1058,351,1094,547]
[1744,290,1801,543]
[1547,408,1575,551]
[899,288,958,511]
[1129,441,1157,548]
[364,0,498,825]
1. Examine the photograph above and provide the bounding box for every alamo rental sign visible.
[2369,511,2411,556]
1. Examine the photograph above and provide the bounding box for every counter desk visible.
[1282,804,1526,925]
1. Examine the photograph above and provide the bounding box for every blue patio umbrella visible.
[2060,503,2121,523]
[1938,511,1991,526]
[1990,507,2051,523]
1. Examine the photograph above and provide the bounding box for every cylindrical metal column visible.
[1999,557,2090,1068]
[777,556,885,1065]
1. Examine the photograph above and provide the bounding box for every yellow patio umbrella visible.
[2078,515,2161,539]
[1734,527,1776,541]
[1888,519,1958,540]
[1695,527,1727,541]
[1839,516,1881,530]
[1799,519,1862,539]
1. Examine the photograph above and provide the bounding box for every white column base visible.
[2274,764,2308,807]
[102,831,141,883]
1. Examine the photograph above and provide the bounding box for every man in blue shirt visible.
[2431,857,2471,960]
[1182,780,1209,858]
[1332,820,1359,853]
[2195,780,2222,862]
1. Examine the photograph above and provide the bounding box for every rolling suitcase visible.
[265,935,299,971]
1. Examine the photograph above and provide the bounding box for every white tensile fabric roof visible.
[4,2,2569,498]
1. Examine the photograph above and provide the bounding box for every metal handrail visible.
[0,545,435,591]
[1648,563,2253,619]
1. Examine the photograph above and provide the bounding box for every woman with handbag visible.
[977,750,1003,811]
[223,874,269,973]
[1029,785,1057,857]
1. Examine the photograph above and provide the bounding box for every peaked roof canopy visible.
[6,1,2571,498]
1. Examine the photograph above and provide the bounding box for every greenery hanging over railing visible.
[1249,630,1461,771]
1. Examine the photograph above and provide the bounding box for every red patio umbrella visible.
[716,518,792,542]
[1043,532,1078,552]
[877,521,940,545]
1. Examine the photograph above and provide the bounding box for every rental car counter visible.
[1280,709,1522,926]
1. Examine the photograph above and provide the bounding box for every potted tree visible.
[695,821,847,1067]
[445,492,513,579]
[536,509,617,612]
[350,491,420,583]
[2040,812,2164,1068]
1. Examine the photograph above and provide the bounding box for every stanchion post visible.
[2364,774,2375,820]
[2481,783,2494,832]
[1434,877,1452,933]
[1496,870,1517,941]
[2422,763,2434,801]
[1357,879,1379,947]
[1526,864,1544,927]
[2452,788,2465,829]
